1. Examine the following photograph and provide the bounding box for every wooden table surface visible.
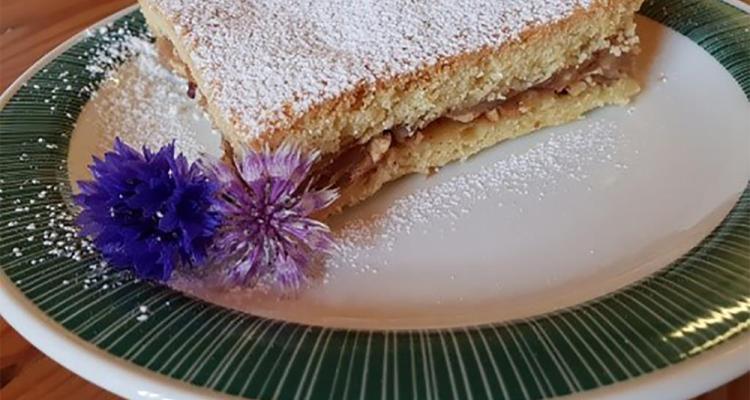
[0,0,748,399]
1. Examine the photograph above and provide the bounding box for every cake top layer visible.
[145,0,594,141]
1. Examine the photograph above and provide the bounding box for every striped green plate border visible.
[1,1,748,399]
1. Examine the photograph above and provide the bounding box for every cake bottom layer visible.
[320,77,639,217]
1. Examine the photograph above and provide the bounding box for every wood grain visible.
[0,1,747,399]
[0,0,135,92]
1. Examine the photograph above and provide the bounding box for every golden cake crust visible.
[139,0,642,155]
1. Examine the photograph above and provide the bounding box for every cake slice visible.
[139,0,642,216]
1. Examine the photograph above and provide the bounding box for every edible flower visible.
[75,139,221,281]
[206,143,338,290]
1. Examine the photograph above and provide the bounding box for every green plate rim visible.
[1,1,748,399]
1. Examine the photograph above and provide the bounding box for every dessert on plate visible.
[139,0,643,216]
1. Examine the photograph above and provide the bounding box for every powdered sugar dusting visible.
[327,119,623,276]
[84,34,219,162]
[145,0,594,140]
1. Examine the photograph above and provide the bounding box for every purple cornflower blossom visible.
[75,138,221,281]
[205,143,338,290]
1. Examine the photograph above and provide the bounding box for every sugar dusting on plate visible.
[83,33,219,163]
[327,119,624,277]
[20,24,221,296]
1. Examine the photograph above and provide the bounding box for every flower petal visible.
[211,142,339,290]
[75,138,221,282]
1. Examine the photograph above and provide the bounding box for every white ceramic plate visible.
[1,1,749,399]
